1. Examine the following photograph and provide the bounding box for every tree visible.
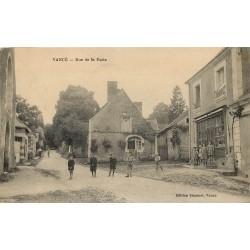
[52,85,100,148]
[44,124,56,148]
[16,95,44,129]
[149,102,170,124]
[168,86,187,123]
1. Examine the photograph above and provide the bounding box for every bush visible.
[90,139,98,152]
[102,138,112,149]
[118,140,126,150]
[0,173,14,183]
[8,167,20,173]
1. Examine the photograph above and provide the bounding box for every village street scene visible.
[0,47,250,202]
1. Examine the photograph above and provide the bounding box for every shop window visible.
[197,112,226,157]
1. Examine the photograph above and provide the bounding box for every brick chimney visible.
[107,81,118,102]
[133,102,142,113]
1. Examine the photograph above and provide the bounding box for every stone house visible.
[88,81,157,162]
[15,118,31,164]
[0,48,16,173]
[186,47,250,175]
[158,110,189,161]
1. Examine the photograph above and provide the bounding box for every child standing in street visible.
[125,151,134,177]
[90,153,97,177]
[155,153,163,171]
[68,154,75,180]
[108,153,117,177]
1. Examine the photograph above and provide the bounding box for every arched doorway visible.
[6,55,14,114]
[125,135,145,158]
[4,122,10,172]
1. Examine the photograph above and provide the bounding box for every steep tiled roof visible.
[159,110,189,134]
[146,118,159,132]
[15,117,32,133]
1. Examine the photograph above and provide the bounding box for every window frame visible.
[193,80,202,111]
[214,60,227,101]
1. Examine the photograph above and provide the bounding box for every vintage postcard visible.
[0,47,249,203]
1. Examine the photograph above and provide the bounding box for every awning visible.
[194,107,225,122]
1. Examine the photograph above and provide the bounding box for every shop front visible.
[195,108,227,165]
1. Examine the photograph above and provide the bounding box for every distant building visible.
[28,132,37,159]
[0,48,16,173]
[88,81,157,162]
[186,47,250,175]
[36,126,45,150]
[158,110,189,161]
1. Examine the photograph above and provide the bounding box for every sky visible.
[14,47,222,124]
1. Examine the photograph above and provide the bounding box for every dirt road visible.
[0,151,249,202]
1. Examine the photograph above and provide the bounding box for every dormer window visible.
[121,116,131,132]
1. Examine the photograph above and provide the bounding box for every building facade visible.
[158,110,189,161]
[88,81,156,162]
[15,118,31,164]
[0,48,16,173]
[186,48,250,175]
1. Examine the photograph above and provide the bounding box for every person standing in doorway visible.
[155,153,163,171]
[198,145,202,165]
[207,141,214,165]
[68,154,75,180]
[192,146,198,166]
[201,143,208,166]
[108,153,117,177]
[126,151,134,177]
[89,153,97,177]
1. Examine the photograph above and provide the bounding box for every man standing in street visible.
[125,151,134,177]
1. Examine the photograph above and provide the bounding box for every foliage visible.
[168,86,187,123]
[90,139,98,152]
[133,124,155,142]
[149,102,170,124]
[102,138,112,148]
[44,124,56,148]
[118,140,126,149]
[16,95,44,130]
[169,124,182,149]
[52,85,100,148]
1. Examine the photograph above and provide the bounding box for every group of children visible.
[67,151,163,180]
[192,141,215,166]
[67,152,117,180]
